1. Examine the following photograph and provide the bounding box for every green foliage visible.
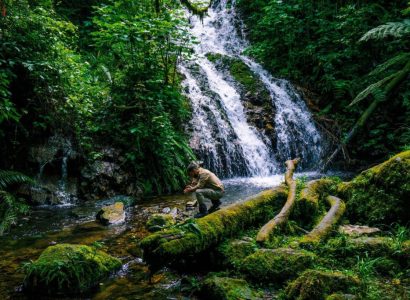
[0,170,33,235]
[236,0,410,159]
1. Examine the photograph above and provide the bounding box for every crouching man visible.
[183,162,224,218]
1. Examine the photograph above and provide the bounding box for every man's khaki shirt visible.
[190,168,224,192]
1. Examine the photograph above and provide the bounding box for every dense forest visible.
[0,0,409,299]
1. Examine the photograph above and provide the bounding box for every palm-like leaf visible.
[360,19,410,41]
[0,170,34,190]
[369,52,410,77]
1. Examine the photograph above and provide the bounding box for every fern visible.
[349,72,397,106]
[369,52,410,77]
[0,170,33,235]
[360,19,410,41]
[0,170,34,190]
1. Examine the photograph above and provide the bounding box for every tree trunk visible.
[256,158,300,243]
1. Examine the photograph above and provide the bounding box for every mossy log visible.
[300,196,346,245]
[256,158,299,243]
[140,186,287,269]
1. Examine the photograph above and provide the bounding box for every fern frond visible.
[369,52,410,77]
[0,170,34,190]
[348,72,398,106]
[360,19,410,41]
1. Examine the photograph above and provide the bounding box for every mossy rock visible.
[200,275,263,300]
[217,239,258,269]
[338,151,410,225]
[96,202,125,225]
[326,294,357,300]
[146,214,175,232]
[23,244,122,295]
[285,269,359,300]
[239,248,316,282]
[181,0,211,17]
[140,187,287,269]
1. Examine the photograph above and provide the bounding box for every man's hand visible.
[184,187,193,194]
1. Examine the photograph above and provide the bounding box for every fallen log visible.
[299,195,346,245]
[140,186,287,268]
[256,158,299,243]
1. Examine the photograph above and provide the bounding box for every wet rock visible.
[96,202,125,225]
[200,276,263,300]
[162,207,171,214]
[146,214,175,232]
[23,244,121,295]
[285,270,359,300]
[240,248,316,282]
[339,225,381,237]
[79,147,143,201]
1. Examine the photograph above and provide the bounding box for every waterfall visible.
[181,0,324,176]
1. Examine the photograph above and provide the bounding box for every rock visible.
[23,244,121,295]
[200,276,263,300]
[339,225,381,237]
[285,270,359,300]
[162,207,171,214]
[96,202,125,225]
[338,150,410,225]
[239,248,316,282]
[326,294,357,300]
[170,207,179,218]
[146,214,175,232]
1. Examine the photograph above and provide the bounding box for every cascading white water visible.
[181,0,324,176]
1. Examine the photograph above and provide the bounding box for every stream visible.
[0,173,332,299]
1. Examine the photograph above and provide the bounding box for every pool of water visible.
[0,173,341,299]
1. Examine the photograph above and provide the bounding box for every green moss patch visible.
[146,214,175,232]
[200,275,263,300]
[23,244,121,295]
[217,239,258,269]
[239,248,316,282]
[337,150,410,225]
[285,270,359,300]
[140,187,287,269]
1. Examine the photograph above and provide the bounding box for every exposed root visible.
[300,195,346,245]
[256,158,300,243]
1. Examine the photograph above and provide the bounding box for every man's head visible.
[187,162,200,177]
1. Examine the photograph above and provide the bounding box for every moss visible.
[285,269,360,300]
[337,151,410,225]
[23,244,121,295]
[180,0,211,17]
[140,186,287,269]
[217,239,258,269]
[146,214,175,232]
[325,293,356,300]
[294,178,336,223]
[239,248,316,282]
[200,275,263,300]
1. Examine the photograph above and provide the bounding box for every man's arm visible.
[186,172,209,192]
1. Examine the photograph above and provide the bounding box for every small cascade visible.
[182,0,324,176]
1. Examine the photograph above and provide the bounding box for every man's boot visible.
[208,199,221,213]
[195,203,208,218]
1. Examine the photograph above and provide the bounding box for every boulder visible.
[23,244,121,295]
[339,225,381,237]
[285,270,359,300]
[200,276,263,300]
[337,151,410,225]
[96,202,125,225]
[239,248,316,282]
[146,214,175,232]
